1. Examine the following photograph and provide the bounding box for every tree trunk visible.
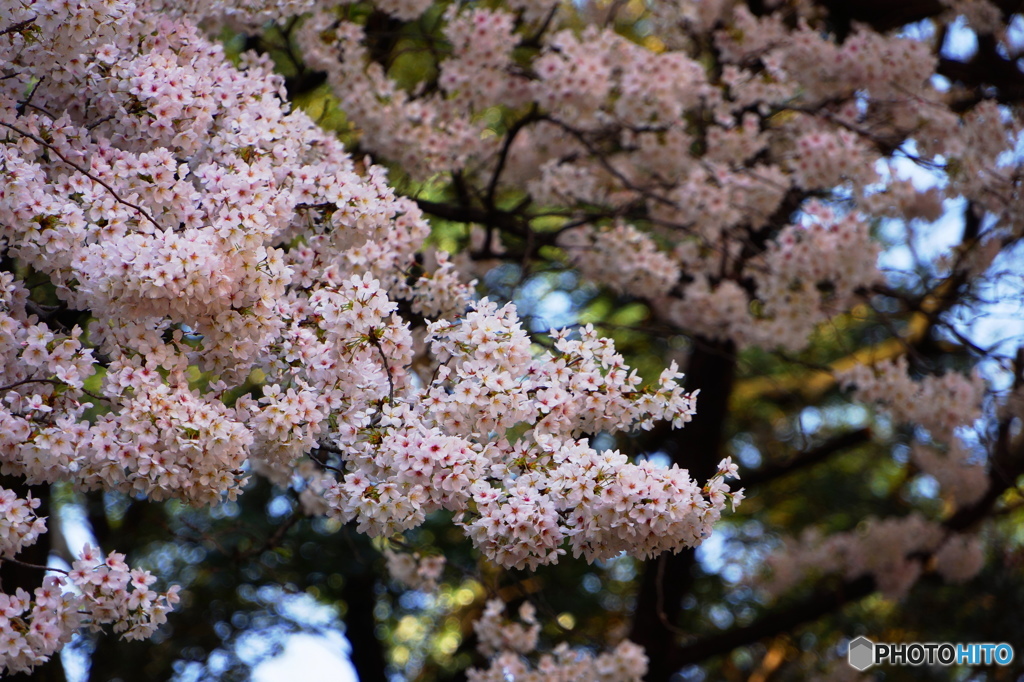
[628,339,737,681]
[341,561,389,682]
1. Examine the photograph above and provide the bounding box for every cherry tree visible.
[1,0,1023,679]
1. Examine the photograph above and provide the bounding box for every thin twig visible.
[16,76,44,116]
[239,509,304,559]
[0,17,35,37]
[0,120,161,230]
[367,328,395,407]
[0,376,107,403]
[521,3,559,49]
[0,556,69,574]
[86,115,117,131]
[485,106,541,210]
[540,115,678,208]
[0,377,60,393]
[309,448,345,476]
[655,554,689,636]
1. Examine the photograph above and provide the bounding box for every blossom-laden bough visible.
[0,0,741,674]
[4,0,1024,677]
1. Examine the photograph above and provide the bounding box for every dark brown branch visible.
[671,574,877,667]
[815,0,1020,35]
[237,509,304,560]
[309,449,345,476]
[0,17,35,36]
[741,428,872,488]
[941,33,1024,108]
[0,376,106,403]
[0,377,63,392]
[415,197,520,230]
[485,106,541,210]
[413,197,564,252]
[539,115,679,208]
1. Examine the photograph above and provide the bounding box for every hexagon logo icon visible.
[848,636,875,671]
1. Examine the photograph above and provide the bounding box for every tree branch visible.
[485,106,541,211]
[664,364,1024,670]
[671,575,876,667]
[742,428,872,488]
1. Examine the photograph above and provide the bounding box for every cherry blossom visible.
[2,0,1021,674]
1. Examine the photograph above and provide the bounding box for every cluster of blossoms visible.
[474,599,540,656]
[560,222,681,299]
[2,261,249,505]
[308,302,741,570]
[297,18,497,179]
[439,7,526,112]
[911,441,988,510]
[0,488,46,559]
[836,357,987,447]
[467,599,647,682]
[383,549,446,592]
[761,515,984,600]
[759,356,991,601]
[667,202,885,350]
[296,0,1021,358]
[0,544,179,676]
[0,0,750,671]
[715,6,935,103]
